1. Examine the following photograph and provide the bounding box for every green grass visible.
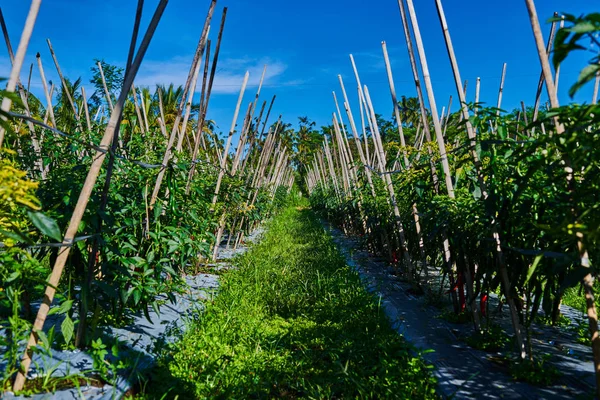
[140,207,437,399]
[563,283,599,315]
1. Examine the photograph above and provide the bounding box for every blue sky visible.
[1,0,598,135]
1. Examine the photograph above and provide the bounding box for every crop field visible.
[1,0,599,398]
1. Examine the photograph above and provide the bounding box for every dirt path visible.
[323,221,595,400]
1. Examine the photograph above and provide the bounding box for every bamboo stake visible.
[138,87,150,133]
[382,41,409,169]
[496,63,507,115]
[399,0,460,307]
[43,83,54,125]
[444,95,452,129]
[474,77,481,116]
[0,0,41,149]
[241,99,267,173]
[396,0,440,193]
[532,12,558,124]
[211,71,249,206]
[554,15,565,93]
[350,56,385,173]
[47,39,81,128]
[81,86,92,132]
[337,75,376,195]
[97,61,114,112]
[357,85,371,165]
[187,7,227,192]
[404,0,454,198]
[130,83,145,135]
[323,136,339,193]
[36,53,57,129]
[0,7,44,176]
[525,1,599,393]
[231,102,252,175]
[12,1,168,391]
[195,39,211,154]
[177,26,212,153]
[364,85,412,266]
[437,0,517,332]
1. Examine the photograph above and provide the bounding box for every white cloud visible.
[135,55,291,94]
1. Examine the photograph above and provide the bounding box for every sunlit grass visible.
[142,207,438,398]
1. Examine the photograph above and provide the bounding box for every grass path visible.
[142,207,437,399]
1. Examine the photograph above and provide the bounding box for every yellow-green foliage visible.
[0,157,41,245]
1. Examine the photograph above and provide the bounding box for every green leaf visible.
[35,329,50,350]
[568,21,598,34]
[0,228,34,244]
[524,255,543,286]
[58,299,74,314]
[61,315,74,345]
[133,288,141,305]
[569,64,600,98]
[6,271,20,283]
[152,301,161,318]
[27,211,62,241]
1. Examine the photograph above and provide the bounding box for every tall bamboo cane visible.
[36,53,57,129]
[0,7,44,176]
[0,0,41,149]
[47,39,82,130]
[382,41,409,169]
[525,0,600,394]
[211,72,249,206]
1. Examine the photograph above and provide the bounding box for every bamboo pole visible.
[211,71,249,206]
[382,41,409,169]
[496,63,507,115]
[81,86,92,132]
[349,56,385,173]
[97,61,115,112]
[437,0,518,332]
[195,39,211,154]
[474,77,481,116]
[404,0,454,198]
[399,0,461,309]
[443,95,452,129]
[47,39,81,129]
[177,26,212,153]
[12,1,168,391]
[337,75,377,195]
[364,85,412,266]
[554,15,565,93]
[357,85,371,165]
[0,7,44,176]
[186,7,227,192]
[241,99,267,173]
[231,102,252,175]
[42,82,54,126]
[0,0,41,149]
[130,83,145,135]
[525,1,599,394]
[323,136,340,194]
[396,0,440,193]
[532,12,558,124]
[36,53,57,129]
